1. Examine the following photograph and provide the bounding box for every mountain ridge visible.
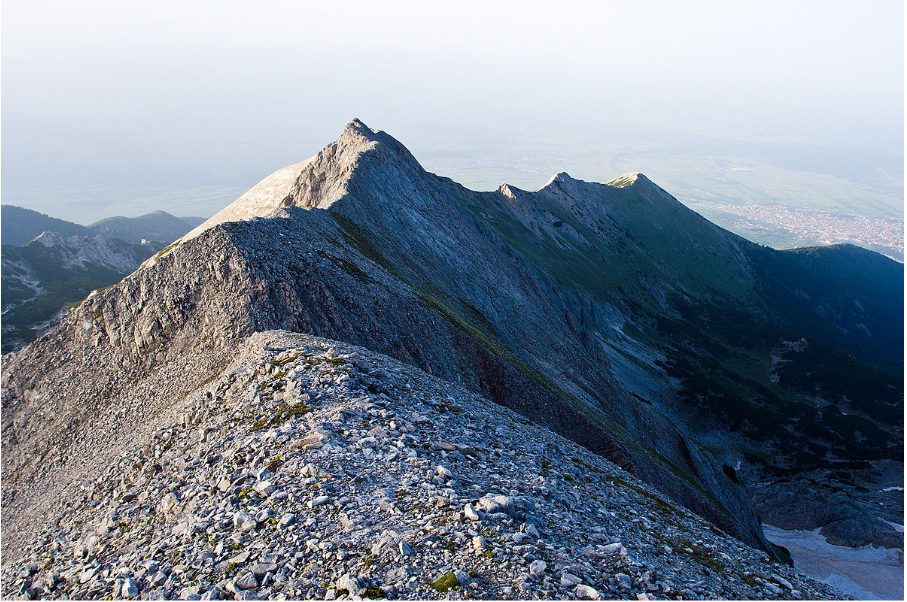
[1,331,841,600]
[88,211,205,244]
[2,120,901,587]
[0,205,91,245]
[1,204,205,246]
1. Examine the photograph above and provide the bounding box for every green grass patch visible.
[271,353,300,367]
[331,213,397,275]
[153,241,179,260]
[669,536,726,574]
[265,455,284,472]
[607,474,681,518]
[436,402,465,415]
[250,401,312,431]
[430,572,459,593]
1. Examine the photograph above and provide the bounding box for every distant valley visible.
[0,206,204,352]
[689,201,903,261]
[4,133,902,264]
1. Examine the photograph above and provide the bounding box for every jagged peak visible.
[337,117,381,150]
[497,183,521,202]
[287,118,425,211]
[179,119,426,243]
[606,172,653,189]
[538,171,584,192]
[335,118,419,166]
[33,230,67,246]
[344,117,371,134]
[540,171,582,191]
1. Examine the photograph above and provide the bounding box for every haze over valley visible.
[1,2,902,601]
[6,129,902,261]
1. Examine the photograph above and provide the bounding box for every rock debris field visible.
[2,332,841,600]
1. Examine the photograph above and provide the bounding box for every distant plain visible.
[3,132,903,259]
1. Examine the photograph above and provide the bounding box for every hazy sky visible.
[2,0,903,223]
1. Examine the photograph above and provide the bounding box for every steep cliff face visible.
[3,120,901,569]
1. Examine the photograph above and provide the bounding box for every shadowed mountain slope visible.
[1,205,90,245]
[88,211,205,244]
[3,120,902,570]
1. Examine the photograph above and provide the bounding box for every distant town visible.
[692,201,904,261]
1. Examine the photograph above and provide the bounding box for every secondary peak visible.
[606,172,652,189]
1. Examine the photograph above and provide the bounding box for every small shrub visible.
[431,572,459,592]
[250,401,312,431]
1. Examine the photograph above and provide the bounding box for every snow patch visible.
[882,520,904,533]
[763,524,903,600]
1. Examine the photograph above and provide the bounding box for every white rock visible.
[529,559,547,576]
[464,503,480,521]
[253,480,275,496]
[576,584,601,600]
[764,582,783,596]
[561,573,582,587]
[309,495,330,508]
[235,571,258,590]
[477,494,514,515]
[233,512,256,532]
[615,573,632,589]
[336,574,361,596]
[773,574,794,590]
[158,492,180,515]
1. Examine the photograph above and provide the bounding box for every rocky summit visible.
[2,119,902,599]
[1,332,838,600]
